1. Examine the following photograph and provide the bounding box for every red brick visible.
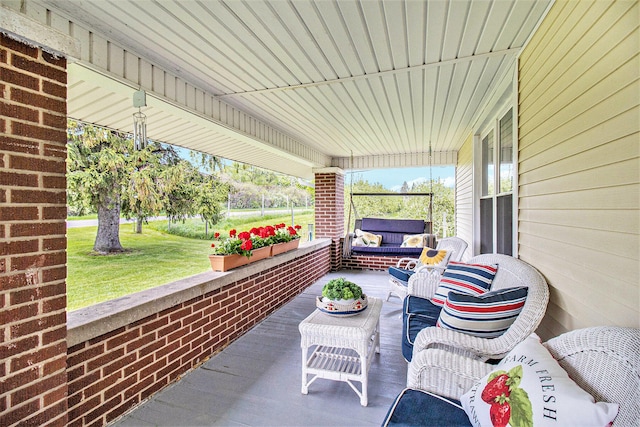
[0,365,39,394]
[43,142,67,159]
[67,395,100,424]
[106,329,140,351]
[42,384,67,409]
[10,221,65,237]
[11,342,65,372]
[43,353,67,376]
[1,35,38,58]
[10,370,66,406]
[85,370,121,398]
[42,80,66,98]
[11,153,66,173]
[11,189,66,204]
[9,286,42,305]
[0,399,40,427]
[67,369,100,396]
[42,51,66,69]
[104,374,137,400]
[0,135,40,154]
[42,295,66,313]
[42,266,66,283]
[42,206,67,220]
[43,237,66,251]
[0,206,39,221]
[11,55,66,84]
[10,311,65,339]
[86,348,125,372]
[0,239,39,257]
[11,252,65,271]
[2,101,39,121]
[103,353,136,377]
[124,374,153,399]
[0,170,39,187]
[43,174,66,189]
[10,119,66,143]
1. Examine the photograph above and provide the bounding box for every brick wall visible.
[342,254,404,271]
[314,171,344,270]
[0,35,69,427]
[66,248,330,426]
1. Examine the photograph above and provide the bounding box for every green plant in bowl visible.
[321,277,363,301]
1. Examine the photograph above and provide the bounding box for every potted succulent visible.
[317,277,368,315]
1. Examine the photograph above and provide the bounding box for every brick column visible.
[1,34,68,427]
[314,168,344,270]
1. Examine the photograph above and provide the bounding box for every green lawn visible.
[67,213,314,311]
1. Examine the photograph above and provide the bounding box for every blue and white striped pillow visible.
[436,286,528,338]
[431,261,498,306]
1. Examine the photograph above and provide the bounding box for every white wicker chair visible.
[386,237,468,302]
[407,253,549,361]
[406,326,640,427]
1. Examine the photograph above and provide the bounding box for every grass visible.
[67,213,315,311]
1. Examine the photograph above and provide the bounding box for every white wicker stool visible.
[298,297,382,406]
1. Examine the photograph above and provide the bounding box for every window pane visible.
[482,130,494,196]
[499,109,513,193]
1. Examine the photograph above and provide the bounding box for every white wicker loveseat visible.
[384,326,640,426]
[403,254,549,362]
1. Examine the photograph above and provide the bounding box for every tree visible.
[195,174,229,237]
[121,142,181,233]
[67,121,135,253]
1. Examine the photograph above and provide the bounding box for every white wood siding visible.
[518,0,639,339]
[455,135,473,262]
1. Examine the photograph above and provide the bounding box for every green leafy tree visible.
[196,174,230,237]
[67,121,136,253]
[121,143,181,233]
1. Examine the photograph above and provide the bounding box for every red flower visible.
[265,225,275,236]
[214,232,220,239]
[238,231,251,241]
[294,224,302,230]
[211,243,215,248]
[229,229,237,238]
[240,239,253,251]
[249,227,259,235]
[287,226,297,236]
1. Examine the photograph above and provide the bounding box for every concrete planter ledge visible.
[67,238,332,347]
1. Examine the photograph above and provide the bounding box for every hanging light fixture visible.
[132,90,147,150]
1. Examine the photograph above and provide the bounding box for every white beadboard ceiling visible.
[31,0,551,179]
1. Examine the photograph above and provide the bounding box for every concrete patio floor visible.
[111,270,407,426]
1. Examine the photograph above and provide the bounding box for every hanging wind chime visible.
[132,90,147,150]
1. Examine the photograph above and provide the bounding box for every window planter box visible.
[209,246,272,272]
[270,239,300,256]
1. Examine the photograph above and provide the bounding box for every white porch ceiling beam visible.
[332,151,457,171]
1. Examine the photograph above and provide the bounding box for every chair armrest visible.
[413,326,515,362]
[407,269,441,299]
[407,348,493,400]
[395,257,420,269]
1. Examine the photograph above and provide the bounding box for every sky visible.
[347,166,456,191]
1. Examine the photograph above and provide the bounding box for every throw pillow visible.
[460,333,619,427]
[431,261,497,307]
[436,286,528,338]
[352,229,382,247]
[401,234,427,247]
[418,247,451,266]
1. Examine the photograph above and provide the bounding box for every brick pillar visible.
[1,34,68,427]
[314,168,344,271]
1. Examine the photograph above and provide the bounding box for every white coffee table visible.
[298,297,382,406]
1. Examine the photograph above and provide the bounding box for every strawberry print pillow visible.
[460,333,619,427]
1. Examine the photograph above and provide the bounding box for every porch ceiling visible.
[40,0,550,179]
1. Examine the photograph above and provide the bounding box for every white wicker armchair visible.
[387,237,468,302]
[406,326,640,427]
[408,254,549,361]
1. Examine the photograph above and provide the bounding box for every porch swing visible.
[343,146,436,259]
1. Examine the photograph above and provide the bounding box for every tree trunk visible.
[94,198,124,253]
[136,217,143,234]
